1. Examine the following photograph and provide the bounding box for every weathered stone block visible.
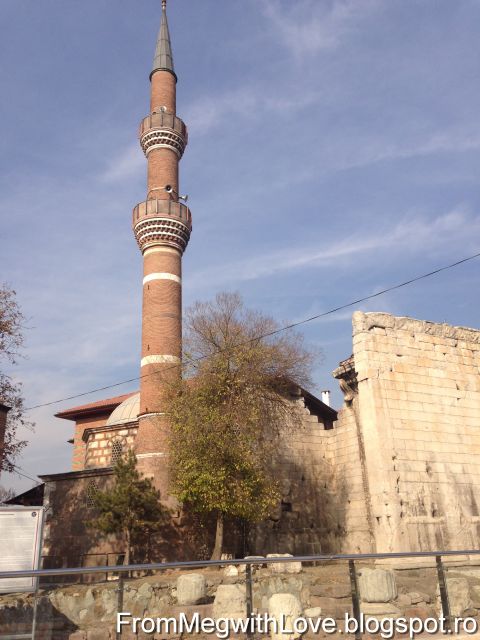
[268,593,302,640]
[437,577,472,617]
[176,573,206,606]
[213,584,246,620]
[358,568,397,603]
[267,554,302,574]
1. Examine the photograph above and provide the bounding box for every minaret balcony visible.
[139,112,187,158]
[132,199,192,253]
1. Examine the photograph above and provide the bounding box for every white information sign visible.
[0,506,44,593]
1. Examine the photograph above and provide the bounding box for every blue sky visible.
[1,0,479,492]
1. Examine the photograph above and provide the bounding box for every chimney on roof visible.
[0,403,11,469]
[321,390,331,407]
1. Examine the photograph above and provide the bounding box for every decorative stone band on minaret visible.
[133,0,191,502]
[133,200,192,254]
[139,112,187,158]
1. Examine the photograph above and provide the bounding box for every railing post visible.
[348,559,362,640]
[436,555,452,633]
[116,574,125,639]
[245,563,254,639]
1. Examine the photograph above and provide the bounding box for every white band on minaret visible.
[141,354,181,367]
[143,246,181,257]
[143,272,181,285]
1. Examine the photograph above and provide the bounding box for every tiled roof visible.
[55,392,138,420]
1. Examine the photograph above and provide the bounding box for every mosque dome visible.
[106,392,140,427]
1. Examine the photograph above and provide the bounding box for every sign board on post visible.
[0,506,44,594]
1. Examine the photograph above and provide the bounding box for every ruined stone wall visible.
[348,311,480,553]
[251,398,341,555]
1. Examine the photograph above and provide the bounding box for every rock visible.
[463,608,478,617]
[471,585,480,607]
[396,593,412,608]
[69,633,87,640]
[404,606,435,620]
[213,584,247,620]
[362,602,402,619]
[223,565,239,577]
[268,593,302,640]
[304,606,322,618]
[437,577,471,617]
[358,568,397,603]
[176,573,207,606]
[267,554,302,574]
[309,596,352,619]
[408,591,431,604]
[310,583,351,599]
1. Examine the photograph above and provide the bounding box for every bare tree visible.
[0,486,15,504]
[165,292,318,559]
[0,284,32,472]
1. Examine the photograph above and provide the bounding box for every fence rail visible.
[2,549,480,639]
[1,547,480,579]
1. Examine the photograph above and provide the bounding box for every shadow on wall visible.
[44,472,246,566]
[249,454,348,556]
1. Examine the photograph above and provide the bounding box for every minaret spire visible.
[151,0,176,81]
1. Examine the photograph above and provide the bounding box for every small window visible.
[110,439,124,465]
[85,481,99,508]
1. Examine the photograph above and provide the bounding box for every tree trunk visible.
[124,528,131,568]
[211,511,224,560]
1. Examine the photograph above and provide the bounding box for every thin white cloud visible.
[261,0,380,57]
[187,207,480,289]
[101,144,144,182]
[185,86,322,136]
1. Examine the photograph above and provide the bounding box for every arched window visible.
[85,481,99,508]
[110,438,125,465]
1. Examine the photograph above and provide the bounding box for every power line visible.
[12,465,42,486]
[25,250,480,412]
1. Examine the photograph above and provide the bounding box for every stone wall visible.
[40,469,120,569]
[250,396,341,555]
[84,425,137,469]
[71,414,110,471]
[334,311,480,553]
[3,559,480,639]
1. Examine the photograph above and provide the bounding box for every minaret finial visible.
[151,0,176,81]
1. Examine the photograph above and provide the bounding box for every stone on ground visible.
[268,593,302,640]
[358,568,397,603]
[176,573,207,606]
[267,554,302,574]
[213,584,247,620]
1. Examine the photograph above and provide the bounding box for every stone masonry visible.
[333,311,480,554]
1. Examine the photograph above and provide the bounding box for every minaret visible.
[133,0,191,498]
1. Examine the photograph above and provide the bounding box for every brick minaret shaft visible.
[133,0,191,498]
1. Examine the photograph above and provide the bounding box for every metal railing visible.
[2,549,480,640]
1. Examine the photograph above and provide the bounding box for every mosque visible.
[9,1,480,568]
